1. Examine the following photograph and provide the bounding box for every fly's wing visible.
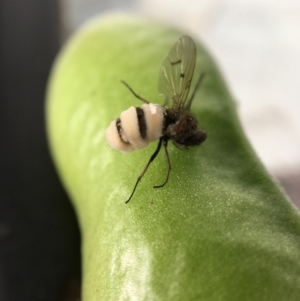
[158,36,196,109]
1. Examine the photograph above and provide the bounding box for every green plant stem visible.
[46,13,300,301]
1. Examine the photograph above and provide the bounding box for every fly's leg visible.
[153,139,171,189]
[125,138,163,204]
[121,80,150,104]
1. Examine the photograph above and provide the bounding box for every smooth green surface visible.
[46,14,300,301]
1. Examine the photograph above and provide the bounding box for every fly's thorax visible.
[164,109,206,146]
[164,108,180,126]
[105,104,164,153]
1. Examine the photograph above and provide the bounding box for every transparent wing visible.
[158,36,196,109]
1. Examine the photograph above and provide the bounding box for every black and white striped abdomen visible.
[105,103,165,153]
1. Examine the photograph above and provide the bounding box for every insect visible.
[105,36,207,203]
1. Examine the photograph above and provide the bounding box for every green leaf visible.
[46,13,300,301]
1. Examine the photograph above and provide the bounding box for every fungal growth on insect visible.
[105,36,207,203]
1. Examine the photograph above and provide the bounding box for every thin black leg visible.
[125,138,163,203]
[121,80,150,104]
[153,139,171,188]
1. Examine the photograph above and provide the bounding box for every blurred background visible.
[0,0,299,300]
[63,0,300,206]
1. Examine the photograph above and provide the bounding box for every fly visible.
[105,36,207,203]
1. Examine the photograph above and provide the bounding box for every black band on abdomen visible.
[136,107,147,139]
